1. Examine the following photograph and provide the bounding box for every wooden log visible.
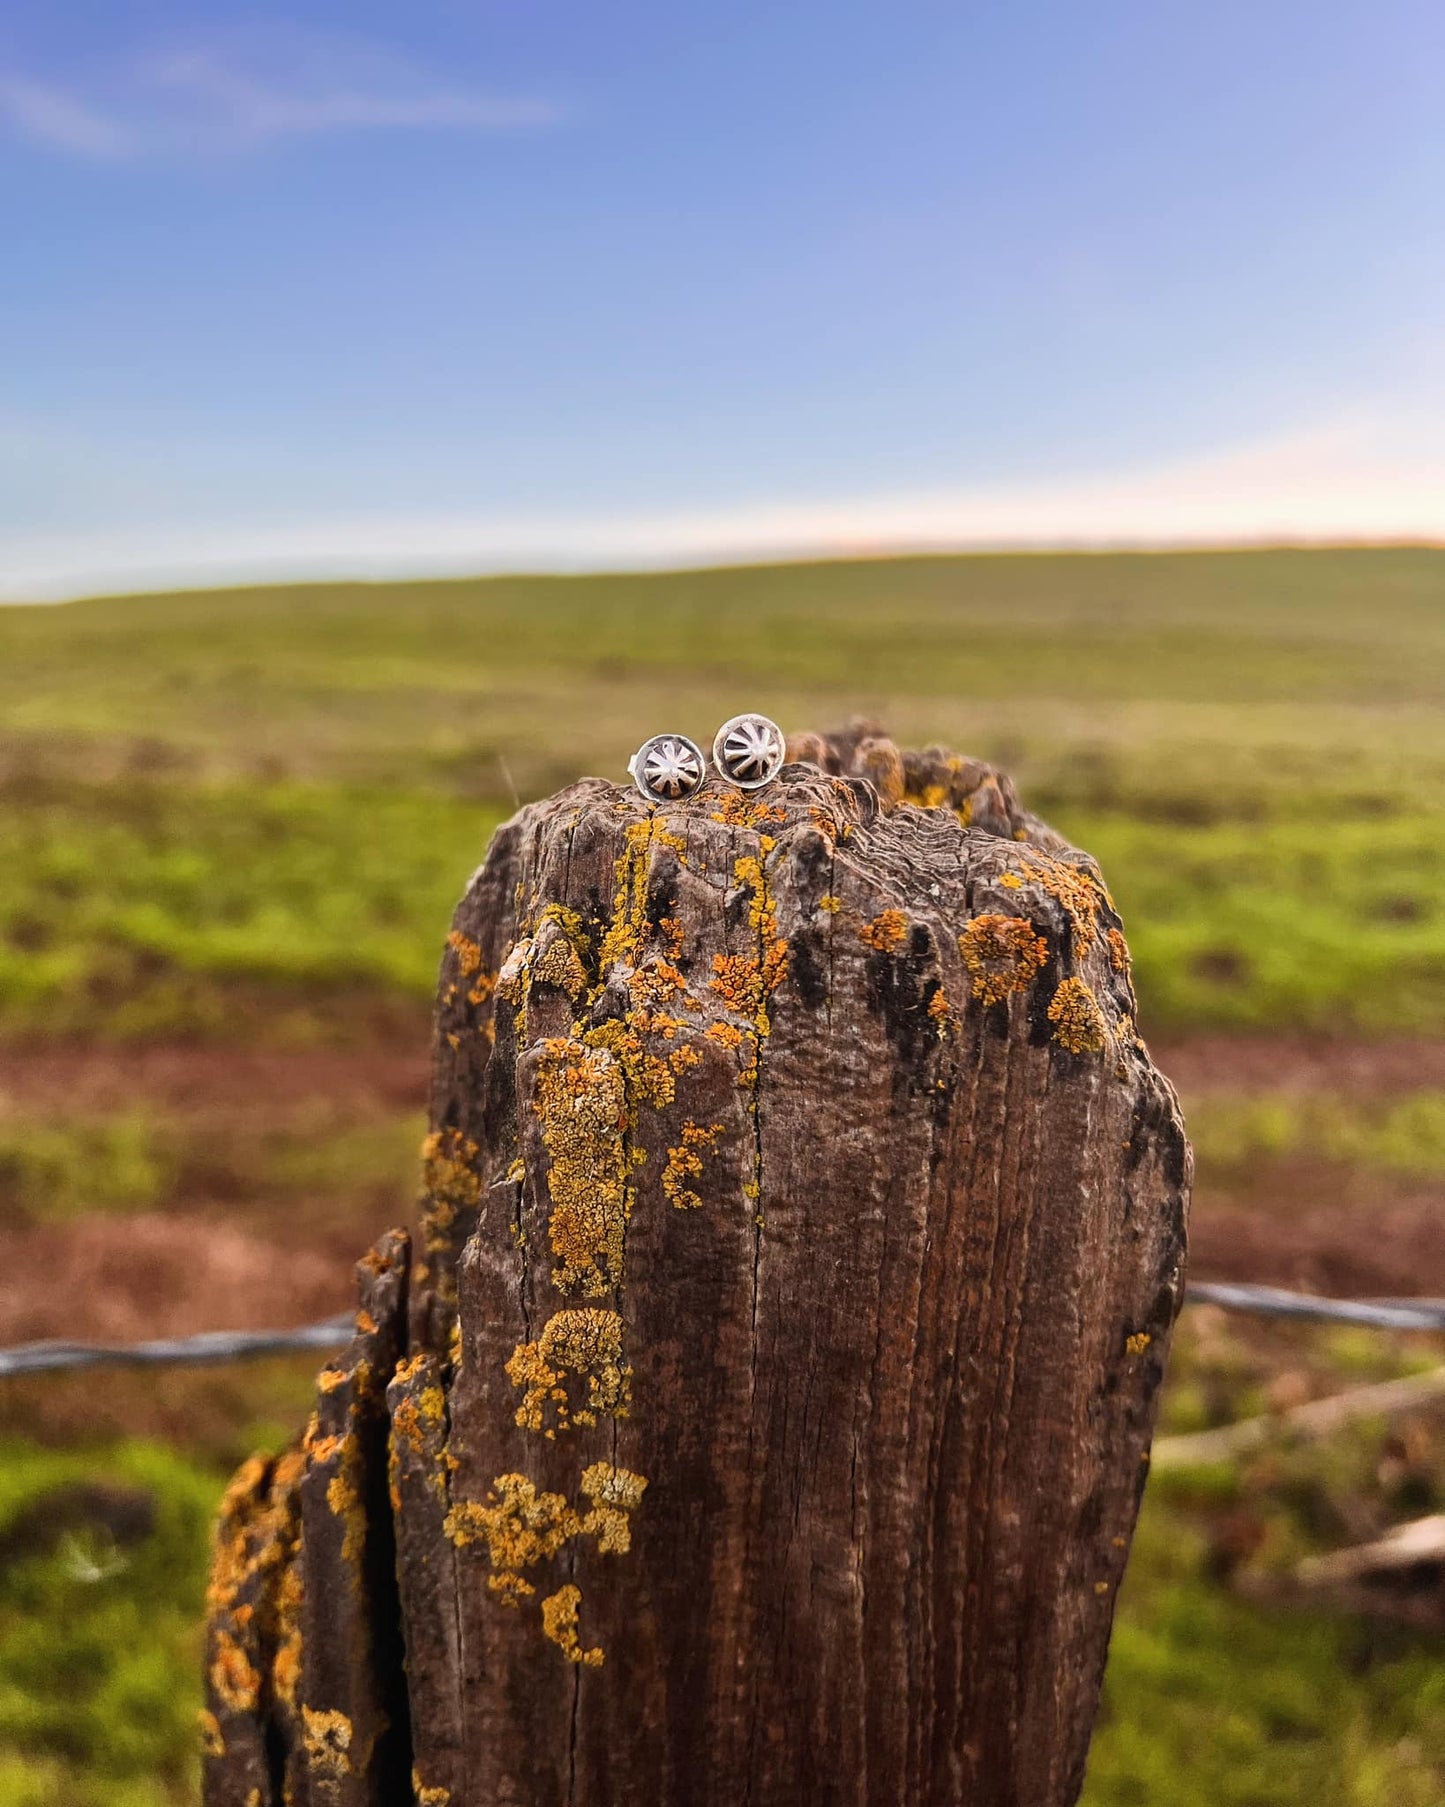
[204,729,1190,1807]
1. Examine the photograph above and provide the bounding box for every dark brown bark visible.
[204,729,1190,1807]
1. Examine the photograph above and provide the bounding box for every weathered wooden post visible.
[203,727,1189,1807]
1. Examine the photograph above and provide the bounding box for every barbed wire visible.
[0,1315,356,1379]
[1185,1283,1445,1333]
[0,1284,1441,1379]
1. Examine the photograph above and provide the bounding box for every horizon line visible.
[9,532,1445,609]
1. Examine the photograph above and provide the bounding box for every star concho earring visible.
[628,732,707,805]
[713,713,786,790]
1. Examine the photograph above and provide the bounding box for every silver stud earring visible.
[628,732,706,804]
[713,713,786,790]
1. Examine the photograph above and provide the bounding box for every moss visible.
[506,1310,631,1433]
[959,914,1048,1006]
[1047,976,1109,1054]
[540,1584,604,1667]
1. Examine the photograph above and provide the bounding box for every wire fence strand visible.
[0,1285,1442,1379]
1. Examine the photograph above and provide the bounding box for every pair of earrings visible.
[627,713,785,805]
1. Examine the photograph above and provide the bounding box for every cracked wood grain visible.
[204,729,1190,1807]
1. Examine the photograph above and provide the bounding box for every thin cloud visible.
[0,77,132,158]
[0,31,558,160]
[4,411,1445,603]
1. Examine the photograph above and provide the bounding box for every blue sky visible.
[3,1,1443,597]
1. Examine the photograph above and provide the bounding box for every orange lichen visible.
[1047,977,1109,1054]
[210,1631,261,1715]
[271,1555,304,1708]
[712,792,786,829]
[506,1309,631,1434]
[446,930,483,977]
[1107,926,1132,979]
[1126,1331,1153,1356]
[862,909,910,951]
[198,1708,225,1758]
[302,1706,354,1779]
[662,1121,724,1210]
[927,987,951,1032]
[1010,854,1110,957]
[958,915,1048,1006]
[541,1584,605,1667]
[414,1775,451,1806]
[705,1021,745,1051]
[533,1037,629,1293]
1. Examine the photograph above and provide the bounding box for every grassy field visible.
[0,548,1442,1802]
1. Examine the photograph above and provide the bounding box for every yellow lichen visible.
[662,1121,724,1211]
[533,1038,629,1294]
[817,893,842,913]
[927,987,951,1032]
[541,1584,605,1667]
[1047,977,1109,1054]
[506,1309,631,1433]
[958,915,1048,1006]
[302,1706,354,1779]
[599,818,686,975]
[862,908,910,951]
[1126,1331,1153,1356]
[534,933,587,997]
[419,1128,483,1288]
[198,1708,226,1758]
[413,1774,451,1806]
[445,1475,579,1588]
[446,1460,648,1629]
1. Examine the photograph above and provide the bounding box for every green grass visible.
[1,548,1442,1043]
[0,1105,426,1228]
[0,1410,1438,1807]
[1190,1090,1445,1185]
[1,549,1443,1801]
[0,1440,226,1807]
[1087,1507,1445,1807]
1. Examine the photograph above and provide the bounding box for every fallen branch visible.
[1152,1365,1445,1468]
